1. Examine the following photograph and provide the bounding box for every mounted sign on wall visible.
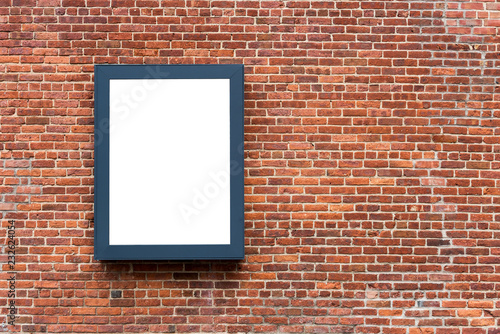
[94,64,244,260]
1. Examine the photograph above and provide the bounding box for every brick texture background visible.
[1,0,500,333]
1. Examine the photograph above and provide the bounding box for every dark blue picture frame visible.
[94,64,244,260]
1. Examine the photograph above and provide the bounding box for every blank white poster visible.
[108,79,231,245]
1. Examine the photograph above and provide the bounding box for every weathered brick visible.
[1,0,499,333]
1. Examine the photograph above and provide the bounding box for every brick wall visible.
[1,0,500,333]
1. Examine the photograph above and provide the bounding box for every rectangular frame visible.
[94,64,244,260]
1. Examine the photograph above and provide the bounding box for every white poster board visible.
[109,79,231,245]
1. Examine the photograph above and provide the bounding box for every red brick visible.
[2,0,499,332]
